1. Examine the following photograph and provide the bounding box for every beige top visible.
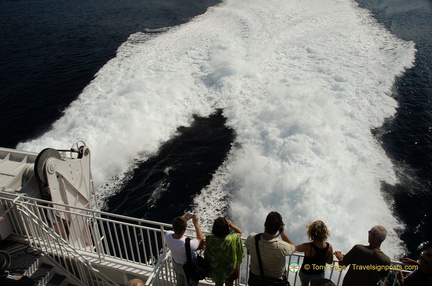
[245,233,295,279]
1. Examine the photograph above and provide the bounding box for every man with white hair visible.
[334,225,391,286]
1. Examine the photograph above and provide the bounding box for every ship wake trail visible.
[18,0,415,258]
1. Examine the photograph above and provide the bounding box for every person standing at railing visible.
[333,225,391,286]
[397,248,432,286]
[295,220,334,286]
[204,217,244,286]
[245,211,295,286]
[164,213,204,286]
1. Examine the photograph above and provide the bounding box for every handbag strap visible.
[184,237,194,286]
[185,237,192,263]
[254,233,265,277]
[255,234,289,284]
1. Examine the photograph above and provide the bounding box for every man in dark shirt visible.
[397,248,432,286]
[334,225,391,286]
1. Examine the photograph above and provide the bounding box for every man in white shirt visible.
[165,213,204,286]
[245,211,296,285]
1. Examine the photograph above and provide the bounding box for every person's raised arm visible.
[192,214,204,243]
[280,222,295,245]
[401,257,420,266]
[227,219,242,236]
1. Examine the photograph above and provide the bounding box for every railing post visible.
[160,225,166,247]
[92,211,103,262]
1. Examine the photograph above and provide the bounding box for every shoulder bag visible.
[254,233,291,286]
[182,237,208,284]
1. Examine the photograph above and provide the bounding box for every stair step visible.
[46,274,67,286]
[9,250,41,276]
[0,239,29,254]
[0,240,73,286]
[30,263,53,284]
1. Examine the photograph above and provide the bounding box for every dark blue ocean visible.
[0,0,430,259]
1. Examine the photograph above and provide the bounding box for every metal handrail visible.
[0,192,175,284]
[7,196,119,286]
[147,242,414,286]
[0,192,413,286]
[145,247,346,286]
[0,191,172,265]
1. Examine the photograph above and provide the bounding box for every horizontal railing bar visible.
[0,192,413,286]
[0,191,171,228]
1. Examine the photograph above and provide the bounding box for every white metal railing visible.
[13,200,118,286]
[0,192,413,286]
[0,192,175,285]
[0,191,172,261]
[147,243,413,286]
[145,246,346,286]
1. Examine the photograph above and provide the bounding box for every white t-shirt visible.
[165,230,200,264]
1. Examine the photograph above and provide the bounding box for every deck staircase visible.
[0,239,75,286]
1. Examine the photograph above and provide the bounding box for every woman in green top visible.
[204,217,244,286]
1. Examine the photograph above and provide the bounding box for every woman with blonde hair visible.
[296,220,334,286]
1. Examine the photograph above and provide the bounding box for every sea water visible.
[2,0,431,259]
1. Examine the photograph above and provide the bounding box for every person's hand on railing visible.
[334,251,346,265]
[400,257,420,266]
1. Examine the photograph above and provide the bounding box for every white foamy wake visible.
[18,0,415,258]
